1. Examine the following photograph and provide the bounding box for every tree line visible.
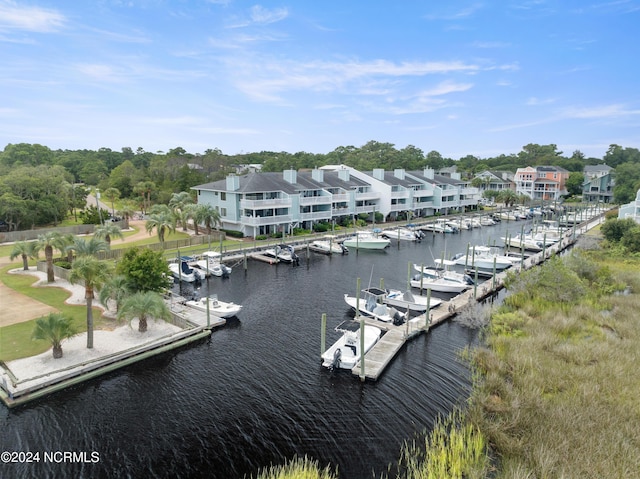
[1,141,640,231]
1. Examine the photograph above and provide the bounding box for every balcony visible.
[240,198,291,209]
[241,215,292,226]
[299,211,333,221]
[331,193,350,202]
[355,191,380,201]
[299,195,332,206]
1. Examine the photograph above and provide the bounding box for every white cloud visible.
[249,5,289,24]
[526,97,556,106]
[561,104,640,119]
[0,1,66,32]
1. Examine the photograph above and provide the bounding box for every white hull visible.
[451,246,512,270]
[344,294,403,323]
[309,240,347,255]
[184,297,242,318]
[410,276,469,293]
[169,261,203,283]
[384,289,442,312]
[342,233,390,250]
[321,322,381,370]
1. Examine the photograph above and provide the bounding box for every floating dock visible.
[345,220,597,381]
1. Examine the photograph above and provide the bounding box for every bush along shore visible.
[253,245,640,478]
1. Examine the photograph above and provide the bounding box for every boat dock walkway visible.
[346,215,604,381]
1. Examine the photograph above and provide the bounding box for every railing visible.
[298,211,333,221]
[299,196,332,205]
[355,192,380,200]
[241,215,292,226]
[331,193,350,202]
[240,198,291,208]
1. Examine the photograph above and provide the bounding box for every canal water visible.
[1,219,531,478]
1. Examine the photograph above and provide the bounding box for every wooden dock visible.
[346,227,586,381]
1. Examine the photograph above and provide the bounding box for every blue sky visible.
[1,0,639,160]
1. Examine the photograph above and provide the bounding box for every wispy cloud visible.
[561,104,640,119]
[0,1,66,32]
[424,4,485,21]
[227,4,289,28]
[526,96,556,106]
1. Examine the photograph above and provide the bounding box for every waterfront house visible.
[582,164,614,204]
[618,188,640,224]
[514,166,569,201]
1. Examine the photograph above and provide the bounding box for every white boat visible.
[184,294,242,318]
[342,231,390,250]
[421,219,456,234]
[344,291,405,324]
[169,257,204,283]
[362,287,442,313]
[480,216,496,226]
[502,234,542,252]
[321,320,382,370]
[308,237,348,255]
[451,245,512,270]
[380,227,421,241]
[192,251,232,277]
[263,244,300,263]
[411,260,474,293]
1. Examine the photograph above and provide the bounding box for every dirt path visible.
[0,220,152,327]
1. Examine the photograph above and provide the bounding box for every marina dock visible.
[347,219,595,381]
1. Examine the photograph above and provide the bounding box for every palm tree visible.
[94,223,124,248]
[134,181,156,214]
[68,237,109,259]
[31,312,77,359]
[117,291,172,333]
[145,204,176,249]
[102,187,121,217]
[98,274,130,313]
[186,203,202,235]
[199,204,221,235]
[497,189,518,208]
[51,232,75,261]
[169,191,194,231]
[69,255,113,348]
[36,232,58,283]
[9,241,40,270]
[117,200,137,229]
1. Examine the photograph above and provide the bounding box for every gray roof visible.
[192,170,369,194]
[584,164,612,173]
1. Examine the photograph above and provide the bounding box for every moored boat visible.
[184,294,242,318]
[321,320,382,370]
[342,231,390,250]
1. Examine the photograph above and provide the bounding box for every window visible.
[221,192,226,201]
[221,208,227,216]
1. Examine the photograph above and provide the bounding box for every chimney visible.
[394,169,405,180]
[283,169,297,184]
[311,168,324,182]
[373,168,385,181]
[423,168,434,179]
[226,174,239,191]
[338,169,350,182]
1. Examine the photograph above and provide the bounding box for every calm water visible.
[1,219,530,479]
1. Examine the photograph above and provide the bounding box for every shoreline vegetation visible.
[254,238,640,477]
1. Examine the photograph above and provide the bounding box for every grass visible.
[0,264,110,361]
[465,250,640,478]
[255,456,337,479]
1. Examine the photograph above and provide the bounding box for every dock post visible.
[359,316,365,382]
[492,257,497,291]
[420,264,425,293]
[206,292,211,328]
[321,313,326,357]
[464,242,470,270]
[474,266,478,299]
[243,250,247,271]
[542,233,547,259]
[379,277,384,290]
[425,288,431,329]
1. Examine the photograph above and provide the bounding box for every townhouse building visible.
[192,166,480,237]
[618,188,640,224]
[473,170,515,193]
[514,166,569,201]
[582,164,614,203]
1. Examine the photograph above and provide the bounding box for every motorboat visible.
[344,290,405,324]
[361,287,442,314]
[501,234,542,252]
[342,231,390,250]
[411,259,474,293]
[321,320,382,370]
[308,237,348,255]
[184,294,242,318]
[191,251,232,277]
[263,244,300,264]
[451,245,512,270]
[420,219,456,234]
[480,216,497,226]
[380,227,422,242]
[169,257,204,283]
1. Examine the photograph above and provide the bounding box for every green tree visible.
[108,160,138,197]
[621,226,640,253]
[102,187,121,217]
[31,312,77,359]
[36,232,58,283]
[69,255,113,349]
[168,191,194,231]
[613,162,640,204]
[134,181,156,214]
[117,291,172,333]
[497,189,518,207]
[565,171,584,196]
[198,203,221,235]
[94,223,124,248]
[98,274,130,313]
[9,241,40,270]
[601,218,637,243]
[69,236,109,258]
[145,204,175,248]
[117,200,137,229]
[117,247,171,293]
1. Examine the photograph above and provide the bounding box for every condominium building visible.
[192,166,480,237]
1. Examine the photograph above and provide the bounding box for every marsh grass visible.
[255,456,337,479]
[467,252,640,478]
